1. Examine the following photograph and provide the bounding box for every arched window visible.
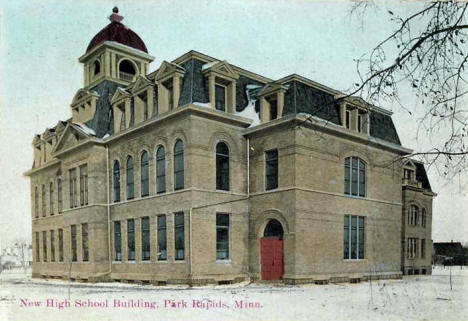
[216,142,230,191]
[344,157,366,197]
[156,146,166,194]
[126,156,134,200]
[119,59,136,81]
[93,60,101,76]
[113,160,120,202]
[140,151,149,197]
[174,140,184,190]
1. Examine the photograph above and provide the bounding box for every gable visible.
[71,89,99,107]
[128,75,152,94]
[111,87,131,105]
[154,61,185,81]
[203,60,239,80]
[52,124,92,154]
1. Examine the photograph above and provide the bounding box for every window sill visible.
[174,260,186,263]
[344,194,367,200]
[343,259,367,262]
[112,261,122,264]
[216,259,231,264]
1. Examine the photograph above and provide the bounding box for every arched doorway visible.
[260,219,284,280]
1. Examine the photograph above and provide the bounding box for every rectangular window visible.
[69,168,77,208]
[157,215,167,261]
[57,178,62,213]
[71,225,77,262]
[215,84,226,111]
[269,98,278,120]
[80,165,88,206]
[265,149,278,190]
[344,215,365,260]
[114,221,122,261]
[42,184,46,217]
[421,239,425,259]
[216,214,230,260]
[35,187,39,218]
[357,114,362,133]
[42,231,47,262]
[345,110,351,129]
[174,212,185,260]
[49,182,54,215]
[82,223,89,262]
[129,101,135,126]
[127,219,135,261]
[35,232,40,262]
[50,230,55,262]
[58,229,63,262]
[406,237,417,259]
[141,217,150,261]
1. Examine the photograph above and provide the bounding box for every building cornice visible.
[243,113,413,155]
[105,104,252,144]
[23,159,60,177]
[79,41,155,63]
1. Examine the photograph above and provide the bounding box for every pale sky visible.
[0,0,466,248]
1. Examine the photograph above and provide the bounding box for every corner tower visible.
[78,7,154,88]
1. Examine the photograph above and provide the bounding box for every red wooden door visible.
[261,237,283,280]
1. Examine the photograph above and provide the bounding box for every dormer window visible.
[215,84,227,111]
[202,61,239,113]
[137,91,148,121]
[342,104,369,134]
[118,103,126,131]
[345,109,351,129]
[268,96,278,120]
[164,80,174,110]
[258,83,287,123]
[404,168,415,180]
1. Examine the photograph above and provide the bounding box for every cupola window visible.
[119,59,136,82]
[93,60,101,76]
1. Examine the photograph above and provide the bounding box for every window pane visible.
[113,161,120,202]
[141,217,150,261]
[126,157,134,199]
[114,221,121,261]
[216,214,230,260]
[156,147,166,193]
[358,217,365,259]
[174,212,184,260]
[127,219,135,261]
[215,84,226,111]
[82,223,89,262]
[351,216,357,259]
[157,215,167,260]
[216,143,230,191]
[174,141,184,190]
[265,149,278,190]
[344,215,349,259]
[344,159,350,195]
[141,152,149,197]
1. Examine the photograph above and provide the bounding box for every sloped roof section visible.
[414,161,432,192]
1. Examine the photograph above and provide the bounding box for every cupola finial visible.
[109,6,123,23]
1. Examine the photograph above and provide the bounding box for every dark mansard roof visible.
[77,51,403,147]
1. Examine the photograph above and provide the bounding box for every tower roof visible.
[86,7,148,54]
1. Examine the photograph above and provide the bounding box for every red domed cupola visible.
[86,7,148,54]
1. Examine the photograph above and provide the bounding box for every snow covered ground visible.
[0,266,466,321]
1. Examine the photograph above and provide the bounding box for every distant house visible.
[433,242,467,266]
